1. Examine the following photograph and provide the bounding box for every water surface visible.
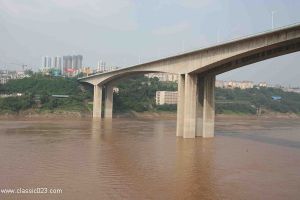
[0,117,300,199]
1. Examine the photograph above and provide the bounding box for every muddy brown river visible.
[0,117,300,200]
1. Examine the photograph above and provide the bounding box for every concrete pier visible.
[202,75,215,138]
[176,75,185,137]
[196,75,215,138]
[182,74,197,138]
[93,84,103,118]
[196,75,204,137]
[177,74,215,138]
[104,85,114,118]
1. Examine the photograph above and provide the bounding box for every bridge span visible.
[79,23,300,138]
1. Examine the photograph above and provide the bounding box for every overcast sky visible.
[0,0,300,86]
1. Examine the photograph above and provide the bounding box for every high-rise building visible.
[52,56,57,68]
[57,56,62,68]
[43,55,83,76]
[97,60,106,72]
[63,55,83,70]
[72,55,78,69]
[77,55,83,69]
[47,57,52,68]
[42,56,47,68]
[63,56,72,69]
[71,55,83,70]
[42,56,52,69]
[56,56,63,74]
[51,56,62,75]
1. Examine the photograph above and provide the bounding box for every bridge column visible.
[196,75,204,137]
[196,75,215,138]
[104,84,114,118]
[203,75,215,138]
[182,74,197,138]
[93,84,103,118]
[176,74,185,137]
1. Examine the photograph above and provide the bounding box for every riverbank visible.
[121,111,300,120]
[0,109,299,120]
[0,109,90,120]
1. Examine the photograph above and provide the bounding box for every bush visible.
[156,104,177,112]
[0,96,34,113]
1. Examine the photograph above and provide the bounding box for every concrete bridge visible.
[79,23,300,138]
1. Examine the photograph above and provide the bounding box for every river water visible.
[0,117,300,200]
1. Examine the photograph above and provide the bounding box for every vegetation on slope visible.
[0,74,92,113]
[0,74,300,115]
[114,75,177,112]
[113,75,300,115]
[216,87,300,114]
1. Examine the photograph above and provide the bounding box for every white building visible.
[0,69,30,84]
[217,80,254,89]
[283,87,300,94]
[97,60,106,72]
[52,56,62,69]
[42,56,52,69]
[42,56,47,68]
[113,87,119,93]
[95,60,120,73]
[215,80,225,88]
[258,82,267,87]
[0,75,10,84]
[156,91,178,105]
[145,73,178,82]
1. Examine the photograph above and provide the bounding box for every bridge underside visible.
[199,38,300,76]
[92,72,216,138]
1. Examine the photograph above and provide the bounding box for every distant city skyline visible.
[1,0,300,86]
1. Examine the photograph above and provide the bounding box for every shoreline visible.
[0,110,299,120]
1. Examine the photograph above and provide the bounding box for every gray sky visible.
[0,0,300,86]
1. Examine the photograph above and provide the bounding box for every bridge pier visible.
[196,75,204,137]
[104,85,114,118]
[176,75,185,137]
[176,74,215,138]
[182,74,197,138]
[202,75,215,138]
[93,84,103,118]
[196,75,215,138]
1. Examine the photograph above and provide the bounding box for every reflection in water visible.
[175,139,216,199]
[0,118,300,199]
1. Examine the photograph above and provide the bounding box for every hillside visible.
[0,75,92,114]
[113,75,300,115]
[216,87,300,114]
[0,74,299,116]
